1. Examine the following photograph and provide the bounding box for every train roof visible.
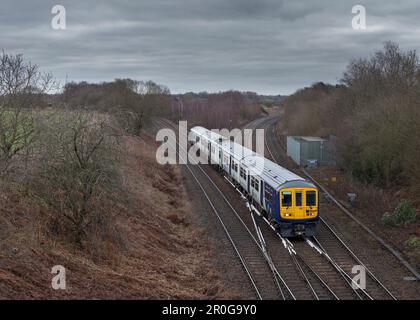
[190,126,313,190]
[191,126,225,141]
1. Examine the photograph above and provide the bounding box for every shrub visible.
[406,236,420,249]
[381,212,394,226]
[31,111,121,247]
[394,200,417,225]
[382,200,417,226]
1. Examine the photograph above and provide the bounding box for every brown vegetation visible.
[63,79,171,135]
[170,91,263,129]
[30,111,121,248]
[0,130,233,299]
[0,52,233,299]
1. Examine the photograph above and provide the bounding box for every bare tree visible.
[0,51,53,174]
[33,111,121,247]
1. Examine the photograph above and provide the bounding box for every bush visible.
[394,200,417,225]
[382,200,417,226]
[406,236,420,249]
[381,212,394,226]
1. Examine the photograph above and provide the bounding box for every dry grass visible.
[0,131,235,299]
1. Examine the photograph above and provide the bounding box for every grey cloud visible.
[1,0,419,94]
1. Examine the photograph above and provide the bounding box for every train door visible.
[207,142,211,163]
[294,190,305,219]
[222,153,229,173]
[196,135,200,157]
[250,176,260,203]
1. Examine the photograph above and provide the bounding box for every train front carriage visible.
[276,181,319,237]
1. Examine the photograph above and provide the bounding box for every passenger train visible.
[190,126,319,237]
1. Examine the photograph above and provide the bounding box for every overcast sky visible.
[1,1,419,94]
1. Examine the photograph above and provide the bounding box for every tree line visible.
[282,42,420,197]
[168,91,263,129]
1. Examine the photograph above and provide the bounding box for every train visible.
[190,126,319,237]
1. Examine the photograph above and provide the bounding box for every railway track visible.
[250,206,342,300]
[157,118,351,300]
[157,118,367,300]
[254,116,397,300]
[220,174,343,300]
[152,117,401,299]
[153,118,294,300]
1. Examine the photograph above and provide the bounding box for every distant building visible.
[287,136,335,167]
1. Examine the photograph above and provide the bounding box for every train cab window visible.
[296,192,302,206]
[306,191,316,206]
[282,192,292,207]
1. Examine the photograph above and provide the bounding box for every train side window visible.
[264,190,272,202]
[196,136,200,143]
[282,192,292,207]
[296,192,302,206]
[254,179,259,191]
[306,191,316,206]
